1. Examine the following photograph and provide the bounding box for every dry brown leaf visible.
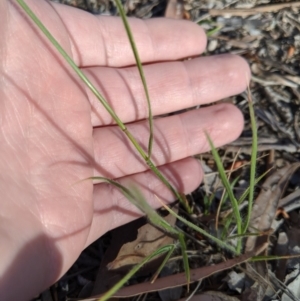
[107,210,177,270]
[177,291,240,301]
[81,243,267,300]
[246,163,300,253]
[243,164,300,300]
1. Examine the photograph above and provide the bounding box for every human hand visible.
[0,0,250,299]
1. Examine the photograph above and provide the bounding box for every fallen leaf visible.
[107,210,177,270]
[246,163,300,253]
[245,163,300,300]
[282,264,300,301]
[92,217,146,296]
[80,243,267,300]
[158,264,182,301]
[177,291,240,301]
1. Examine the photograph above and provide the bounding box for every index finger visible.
[51,2,207,67]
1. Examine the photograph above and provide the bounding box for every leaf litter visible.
[107,209,177,270]
[32,1,300,301]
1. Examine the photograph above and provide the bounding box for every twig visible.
[209,1,300,17]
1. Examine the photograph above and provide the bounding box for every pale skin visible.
[0,0,250,299]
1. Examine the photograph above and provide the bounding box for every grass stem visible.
[16,0,191,213]
[242,89,258,233]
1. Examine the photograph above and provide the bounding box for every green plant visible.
[16,0,261,300]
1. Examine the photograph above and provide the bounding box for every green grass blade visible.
[251,254,300,262]
[90,177,180,237]
[178,233,190,291]
[158,198,239,255]
[222,216,234,241]
[219,176,240,240]
[145,160,191,213]
[16,0,191,213]
[206,25,223,36]
[150,244,175,283]
[242,90,258,233]
[205,132,242,252]
[90,178,191,294]
[98,244,175,301]
[223,169,271,239]
[218,175,240,220]
[223,176,240,205]
[16,0,126,131]
[128,184,180,236]
[114,0,154,158]
[238,169,270,205]
[203,194,211,215]
[227,230,263,240]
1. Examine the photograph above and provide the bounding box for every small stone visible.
[207,39,218,52]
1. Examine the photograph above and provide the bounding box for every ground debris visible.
[40,1,300,300]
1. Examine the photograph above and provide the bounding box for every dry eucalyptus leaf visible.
[107,209,177,270]
[245,164,300,298]
[158,264,183,301]
[246,163,300,253]
[177,291,240,301]
[87,244,267,300]
[282,264,300,301]
[246,161,290,301]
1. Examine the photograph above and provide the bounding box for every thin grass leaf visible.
[98,244,175,301]
[227,228,272,240]
[16,0,191,213]
[217,175,240,233]
[90,177,192,291]
[222,168,271,239]
[15,0,124,131]
[205,132,242,253]
[114,0,154,158]
[222,176,240,208]
[216,148,241,226]
[150,244,176,283]
[250,254,300,262]
[203,195,211,215]
[206,25,223,36]
[238,168,271,205]
[156,196,239,255]
[129,188,191,290]
[202,189,217,215]
[178,232,190,291]
[242,88,258,234]
[90,177,180,237]
[222,215,235,242]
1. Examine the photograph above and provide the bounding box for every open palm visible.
[0,0,250,299]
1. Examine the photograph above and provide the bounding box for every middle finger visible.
[85,54,249,126]
[92,102,243,179]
